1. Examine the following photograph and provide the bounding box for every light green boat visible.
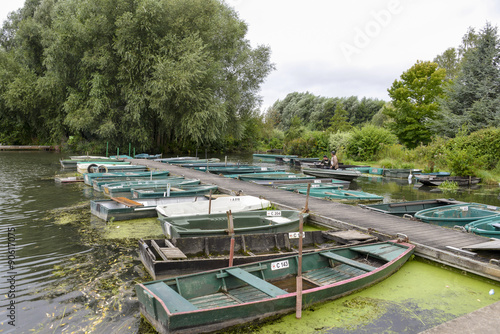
[414,203,500,227]
[160,210,308,238]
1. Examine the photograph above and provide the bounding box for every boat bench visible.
[225,267,288,297]
[492,223,500,230]
[320,252,376,272]
[146,282,198,312]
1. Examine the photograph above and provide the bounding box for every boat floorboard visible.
[130,160,500,280]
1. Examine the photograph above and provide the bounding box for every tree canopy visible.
[0,0,274,151]
[384,60,447,148]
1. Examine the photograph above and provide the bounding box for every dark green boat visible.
[160,210,307,238]
[359,199,466,217]
[298,188,383,202]
[132,184,218,199]
[136,240,414,334]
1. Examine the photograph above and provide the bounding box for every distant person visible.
[319,155,330,168]
[330,151,339,169]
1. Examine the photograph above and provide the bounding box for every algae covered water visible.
[0,151,499,333]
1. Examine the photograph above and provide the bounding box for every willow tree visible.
[2,0,274,149]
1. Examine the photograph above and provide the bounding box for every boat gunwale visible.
[137,241,414,319]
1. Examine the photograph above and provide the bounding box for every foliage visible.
[444,143,485,176]
[285,130,329,158]
[0,0,274,151]
[438,180,459,190]
[345,125,397,161]
[266,93,384,132]
[384,60,447,148]
[328,131,353,154]
[327,102,352,133]
[436,23,500,137]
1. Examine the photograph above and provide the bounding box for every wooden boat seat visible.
[111,197,144,207]
[151,239,187,260]
[225,268,288,297]
[146,282,198,312]
[320,252,376,272]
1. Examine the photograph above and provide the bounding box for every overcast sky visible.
[2,0,500,110]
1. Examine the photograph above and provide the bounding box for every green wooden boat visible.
[194,165,285,175]
[302,167,361,181]
[274,182,348,191]
[160,210,307,238]
[101,178,200,196]
[132,184,218,199]
[237,172,315,182]
[359,199,466,217]
[90,196,209,221]
[83,171,170,186]
[383,168,422,178]
[138,230,378,280]
[92,175,182,191]
[60,158,124,169]
[465,216,500,239]
[414,203,500,227]
[368,167,385,175]
[135,240,414,333]
[299,188,383,202]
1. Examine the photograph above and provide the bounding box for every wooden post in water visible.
[106,142,108,157]
[227,210,235,267]
[304,183,311,213]
[296,213,304,319]
[208,190,212,214]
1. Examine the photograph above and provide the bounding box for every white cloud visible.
[227,0,500,110]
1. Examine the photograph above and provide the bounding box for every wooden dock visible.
[131,159,500,281]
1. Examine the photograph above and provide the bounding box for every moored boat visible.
[139,229,379,279]
[101,178,200,197]
[465,216,500,239]
[134,153,162,159]
[132,184,218,199]
[274,181,348,191]
[414,203,500,227]
[135,240,414,334]
[90,196,209,221]
[298,188,383,202]
[156,195,271,218]
[416,175,481,186]
[252,153,298,161]
[383,168,422,178]
[237,172,315,182]
[302,167,361,181]
[83,171,170,186]
[359,198,466,217]
[194,165,284,175]
[160,210,307,238]
[92,175,183,191]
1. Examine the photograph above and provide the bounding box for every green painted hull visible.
[101,179,200,196]
[302,168,361,181]
[160,210,307,238]
[299,188,383,201]
[132,185,218,199]
[275,182,347,191]
[465,216,500,238]
[83,171,170,185]
[237,172,315,181]
[136,241,414,334]
[359,199,466,217]
[383,168,421,178]
[414,203,500,227]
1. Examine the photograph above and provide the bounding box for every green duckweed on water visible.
[105,218,164,240]
[228,258,500,334]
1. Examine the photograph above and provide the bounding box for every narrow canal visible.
[0,152,499,333]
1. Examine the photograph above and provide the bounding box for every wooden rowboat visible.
[83,171,170,186]
[132,184,218,199]
[298,188,383,202]
[139,230,379,279]
[416,175,481,186]
[160,210,307,238]
[136,240,414,333]
[302,167,361,181]
[90,196,209,221]
[359,198,466,217]
[156,195,271,218]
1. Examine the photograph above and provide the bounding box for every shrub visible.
[345,125,397,161]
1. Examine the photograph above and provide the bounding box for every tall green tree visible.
[436,23,500,136]
[384,60,447,148]
[0,0,274,150]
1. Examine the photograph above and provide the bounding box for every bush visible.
[345,125,397,161]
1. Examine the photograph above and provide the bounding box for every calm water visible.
[0,152,499,333]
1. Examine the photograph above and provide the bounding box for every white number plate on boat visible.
[288,232,305,239]
[313,180,321,183]
[267,211,282,217]
[311,184,320,188]
[271,260,289,270]
[260,167,268,171]
[460,206,469,211]
[288,175,297,178]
